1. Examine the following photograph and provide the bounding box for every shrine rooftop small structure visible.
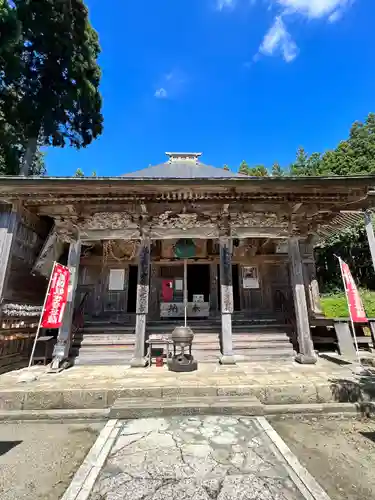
[1,152,375,369]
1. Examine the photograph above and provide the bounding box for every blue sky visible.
[45,0,375,176]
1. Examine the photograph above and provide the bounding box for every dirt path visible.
[0,421,103,500]
[272,416,375,500]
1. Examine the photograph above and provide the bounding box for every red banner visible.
[339,258,367,323]
[41,263,70,328]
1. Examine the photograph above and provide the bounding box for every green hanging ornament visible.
[174,239,196,259]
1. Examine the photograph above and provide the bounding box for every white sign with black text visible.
[242,266,260,289]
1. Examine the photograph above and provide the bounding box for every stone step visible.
[190,333,290,342]
[109,395,264,419]
[82,326,135,334]
[73,356,131,366]
[73,335,136,346]
[146,324,290,332]
[234,348,294,361]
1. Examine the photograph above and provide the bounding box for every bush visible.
[321,289,375,318]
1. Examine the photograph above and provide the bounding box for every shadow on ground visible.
[330,375,375,416]
[0,440,22,457]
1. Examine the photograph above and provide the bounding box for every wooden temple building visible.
[1,152,375,368]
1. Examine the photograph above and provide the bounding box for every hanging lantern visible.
[174,239,196,259]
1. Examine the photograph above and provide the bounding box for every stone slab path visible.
[63,417,331,500]
[2,359,370,411]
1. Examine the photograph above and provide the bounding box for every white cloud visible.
[259,16,298,62]
[217,0,235,10]
[218,1,354,63]
[328,9,343,22]
[274,0,351,19]
[154,88,168,98]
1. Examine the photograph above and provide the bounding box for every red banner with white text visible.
[339,258,367,323]
[41,263,70,328]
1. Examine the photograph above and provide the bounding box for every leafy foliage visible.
[74,168,84,177]
[234,112,375,294]
[238,160,268,176]
[0,113,46,175]
[271,161,283,177]
[321,289,375,318]
[315,220,375,293]
[0,0,103,174]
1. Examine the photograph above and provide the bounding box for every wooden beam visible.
[364,210,375,273]
[231,227,289,238]
[79,229,141,241]
[0,205,18,303]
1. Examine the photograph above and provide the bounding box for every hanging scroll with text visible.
[41,263,70,328]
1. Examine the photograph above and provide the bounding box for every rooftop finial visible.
[166,152,202,164]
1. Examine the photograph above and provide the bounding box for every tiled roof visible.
[121,161,244,178]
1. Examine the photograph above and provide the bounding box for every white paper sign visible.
[160,302,209,318]
[175,279,183,291]
[193,294,204,303]
[109,269,125,291]
[242,266,259,289]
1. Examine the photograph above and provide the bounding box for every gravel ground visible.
[272,416,375,500]
[0,421,103,500]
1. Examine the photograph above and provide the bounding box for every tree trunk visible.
[20,137,38,176]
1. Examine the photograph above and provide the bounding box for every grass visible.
[321,289,375,319]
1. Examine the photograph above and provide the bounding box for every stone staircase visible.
[71,318,295,365]
[71,322,136,366]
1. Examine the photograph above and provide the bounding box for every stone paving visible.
[88,416,313,500]
[1,358,369,411]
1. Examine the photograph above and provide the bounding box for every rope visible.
[102,240,139,263]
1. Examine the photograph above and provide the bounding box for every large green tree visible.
[239,160,250,175]
[0,110,46,175]
[290,113,375,291]
[0,0,103,175]
[289,146,310,176]
[319,114,375,176]
[271,161,283,177]
[238,161,269,177]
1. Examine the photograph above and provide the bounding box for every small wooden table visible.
[146,335,172,367]
[31,335,55,365]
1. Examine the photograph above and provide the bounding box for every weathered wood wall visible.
[76,259,133,321]
[1,205,52,307]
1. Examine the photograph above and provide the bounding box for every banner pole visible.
[28,261,56,368]
[337,256,362,366]
[184,259,187,328]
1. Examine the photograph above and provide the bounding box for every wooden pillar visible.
[209,262,218,317]
[130,238,150,367]
[123,264,130,314]
[51,239,81,370]
[307,264,323,316]
[0,205,18,306]
[288,237,317,364]
[364,210,375,273]
[148,263,159,321]
[219,236,236,364]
